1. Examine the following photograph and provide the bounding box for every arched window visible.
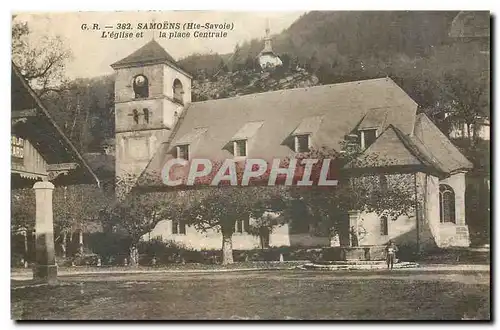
[133,75,149,98]
[173,79,184,104]
[143,108,150,123]
[439,184,456,223]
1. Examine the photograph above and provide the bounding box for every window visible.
[380,216,388,235]
[173,79,184,104]
[233,140,247,157]
[11,136,24,158]
[288,200,311,234]
[360,129,377,149]
[380,175,388,192]
[172,219,186,234]
[143,108,150,123]
[176,145,189,160]
[133,75,149,98]
[234,218,250,234]
[294,134,310,153]
[132,109,139,124]
[439,184,456,223]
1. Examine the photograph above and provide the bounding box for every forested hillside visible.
[43,75,115,153]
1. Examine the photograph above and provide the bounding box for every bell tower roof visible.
[257,19,282,69]
[111,40,191,77]
[260,18,275,55]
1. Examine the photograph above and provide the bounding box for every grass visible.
[11,271,490,320]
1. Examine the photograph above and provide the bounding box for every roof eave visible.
[110,59,193,79]
[11,62,101,187]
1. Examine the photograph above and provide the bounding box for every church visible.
[110,38,473,252]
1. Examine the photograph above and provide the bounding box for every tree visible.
[52,184,111,257]
[185,186,286,264]
[12,18,72,97]
[103,173,191,266]
[246,211,285,249]
[287,140,416,247]
[418,43,489,142]
[102,190,169,266]
[11,188,36,232]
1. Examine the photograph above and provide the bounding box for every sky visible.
[13,11,305,79]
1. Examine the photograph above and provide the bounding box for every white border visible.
[2,1,498,329]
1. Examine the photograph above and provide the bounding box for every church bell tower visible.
[111,39,192,188]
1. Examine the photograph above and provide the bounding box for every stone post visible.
[32,181,57,284]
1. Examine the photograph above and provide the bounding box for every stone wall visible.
[115,129,169,180]
[143,220,329,250]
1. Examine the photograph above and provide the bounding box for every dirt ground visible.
[11,269,490,320]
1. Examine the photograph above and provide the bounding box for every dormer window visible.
[289,116,322,153]
[294,134,310,153]
[234,140,247,157]
[357,108,387,150]
[176,144,189,160]
[360,129,377,149]
[143,108,150,123]
[173,128,208,161]
[229,121,263,158]
[133,75,149,98]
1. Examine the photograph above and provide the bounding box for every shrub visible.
[71,253,100,266]
[395,242,420,261]
[85,232,131,265]
[138,239,198,265]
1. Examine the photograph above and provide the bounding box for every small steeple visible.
[257,19,282,69]
[262,18,273,53]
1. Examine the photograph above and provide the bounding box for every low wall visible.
[322,246,386,261]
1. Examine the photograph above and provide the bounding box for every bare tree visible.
[12,18,72,97]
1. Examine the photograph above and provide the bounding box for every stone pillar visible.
[32,181,57,284]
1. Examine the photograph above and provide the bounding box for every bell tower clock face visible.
[133,74,149,98]
[134,75,146,87]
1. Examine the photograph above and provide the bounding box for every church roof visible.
[137,77,421,188]
[346,113,473,176]
[412,113,473,173]
[111,40,189,75]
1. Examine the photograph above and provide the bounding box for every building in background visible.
[257,21,283,70]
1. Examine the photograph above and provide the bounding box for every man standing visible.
[386,240,398,270]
